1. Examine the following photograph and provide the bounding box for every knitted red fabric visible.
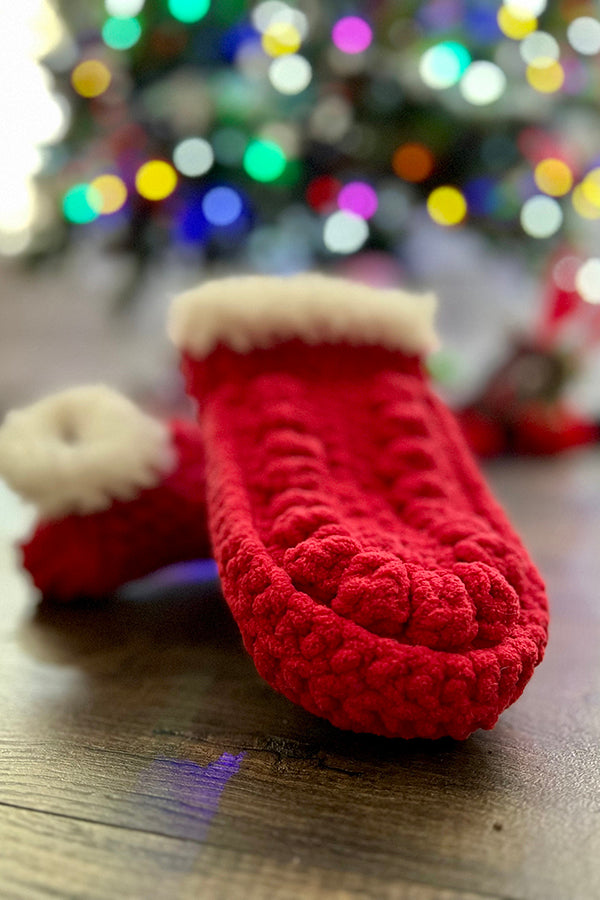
[181,342,549,740]
[21,420,211,601]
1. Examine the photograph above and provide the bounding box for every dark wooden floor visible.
[1,451,599,900]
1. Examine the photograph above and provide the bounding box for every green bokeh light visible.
[62,184,102,224]
[442,41,471,75]
[168,0,211,23]
[102,16,142,50]
[243,140,287,182]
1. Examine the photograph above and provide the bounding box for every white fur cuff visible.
[168,273,439,358]
[0,386,176,519]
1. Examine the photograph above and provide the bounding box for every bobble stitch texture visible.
[183,341,549,739]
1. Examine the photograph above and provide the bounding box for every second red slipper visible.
[169,274,549,740]
[0,386,212,600]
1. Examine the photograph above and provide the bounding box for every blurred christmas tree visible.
[12,0,600,314]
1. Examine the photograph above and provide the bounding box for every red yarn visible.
[21,420,211,601]
[182,341,549,740]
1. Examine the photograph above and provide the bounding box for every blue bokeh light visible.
[202,186,243,226]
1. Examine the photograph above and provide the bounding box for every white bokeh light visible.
[105,0,145,15]
[520,195,563,238]
[576,259,600,303]
[503,0,547,17]
[251,1,308,39]
[460,61,506,105]
[520,31,560,64]
[323,210,369,253]
[0,0,70,254]
[567,17,600,56]
[173,137,214,176]
[269,54,312,94]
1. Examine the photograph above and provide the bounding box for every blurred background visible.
[2,0,600,456]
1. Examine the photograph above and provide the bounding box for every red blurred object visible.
[459,247,600,458]
[458,340,598,457]
[305,175,341,212]
[513,402,599,455]
[21,421,211,602]
[457,408,507,458]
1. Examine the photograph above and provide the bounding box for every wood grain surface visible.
[0,451,599,900]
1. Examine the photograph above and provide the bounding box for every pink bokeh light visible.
[338,181,378,219]
[331,16,373,55]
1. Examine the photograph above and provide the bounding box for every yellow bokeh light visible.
[71,60,112,98]
[572,184,600,220]
[526,58,565,93]
[427,186,467,226]
[135,160,178,200]
[581,168,600,207]
[498,7,538,39]
[90,174,128,214]
[534,159,573,197]
[261,22,301,57]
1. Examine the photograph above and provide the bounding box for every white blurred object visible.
[0,480,35,543]
[405,212,540,404]
[0,0,69,256]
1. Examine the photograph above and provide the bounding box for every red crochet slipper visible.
[169,274,549,740]
[0,386,211,601]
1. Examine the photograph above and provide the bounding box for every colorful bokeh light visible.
[572,184,600,219]
[553,255,583,291]
[420,42,471,89]
[176,195,210,242]
[526,59,565,92]
[306,176,340,211]
[498,6,537,40]
[168,0,210,24]
[581,168,600,207]
[135,160,178,200]
[338,182,378,219]
[392,143,435,182]
[464,176,499,216]
[262,22,301,57]
[102,16,142,50]
[465,5,502,43]
[62,184,101,224]
[243,139,286,182]
[534,159,573,196]
[202,186,243,225]
[427,187,467,226]
[71,60,112,98]
[90,174,127,214]
[331,17,373,55]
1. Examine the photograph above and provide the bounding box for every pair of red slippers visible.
[0,274,548,740]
